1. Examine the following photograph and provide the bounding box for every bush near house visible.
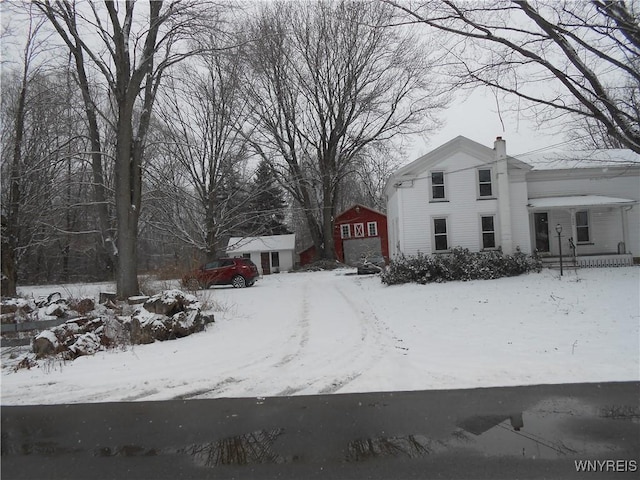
[380,247,542,285]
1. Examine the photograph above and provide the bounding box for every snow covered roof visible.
[517,149,640,170]
[226,234,296,253]
[527,195,637,209]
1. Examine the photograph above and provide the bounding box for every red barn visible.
[299,204,389,266]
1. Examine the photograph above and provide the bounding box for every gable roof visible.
[226,234,296,253]
[385,136,531,194]
[335,204,387,221]
[516,149,640,171]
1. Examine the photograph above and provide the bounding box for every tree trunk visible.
[1,216,17,297]
[114,102,140,299]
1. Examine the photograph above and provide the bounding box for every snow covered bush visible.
[380,247,542,285]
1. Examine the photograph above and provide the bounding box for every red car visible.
[182,258,259,289]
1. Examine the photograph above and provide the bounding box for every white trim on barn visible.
[226,234,296,275]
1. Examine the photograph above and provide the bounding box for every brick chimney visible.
[495,137,513,254]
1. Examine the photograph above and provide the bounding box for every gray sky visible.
[410,87,569,161]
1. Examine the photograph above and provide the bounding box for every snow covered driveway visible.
[2,267,639,405]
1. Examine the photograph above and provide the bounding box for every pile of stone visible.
[3,290,214,362]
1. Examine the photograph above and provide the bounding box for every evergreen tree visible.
[248,160,290,236]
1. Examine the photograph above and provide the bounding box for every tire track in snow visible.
[275,278,394,396]
[169,281,310,401]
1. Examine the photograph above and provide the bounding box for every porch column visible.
[620,206,629,254]
[495,137,513,254]
[570,208,577,256]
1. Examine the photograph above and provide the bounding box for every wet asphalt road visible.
[2,382,639,480]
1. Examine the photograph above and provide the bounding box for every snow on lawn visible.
[1,267,638,405]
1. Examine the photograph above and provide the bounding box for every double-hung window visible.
[340,224,350,239]
[481,215,496,249]
[478,169,493,198]
[433,218,449,251]
[431,171,446,200]
[367,222,378,236]
[576,211,590,243]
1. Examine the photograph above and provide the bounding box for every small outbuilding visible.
[299,204,389,266]
[226,234,296,275]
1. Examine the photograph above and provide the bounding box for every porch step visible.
[540,257,579,270]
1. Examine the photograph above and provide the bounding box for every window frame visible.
[271,251,280,268]
[340,224,351,239]
[575,210,590,243]
[430,171,446,201]
[367,221,378,237]
[353,223,365,238]
[477,168,494,199]
[480,214,497,250]
[432,217,449,252]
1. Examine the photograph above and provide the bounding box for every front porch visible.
[527,195,637,265]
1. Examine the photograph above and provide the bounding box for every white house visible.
[384,136,640,266]
[226,234,296,275]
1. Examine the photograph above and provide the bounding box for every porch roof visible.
[527,195,637,209]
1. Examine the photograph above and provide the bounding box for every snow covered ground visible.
[1,267,638,405]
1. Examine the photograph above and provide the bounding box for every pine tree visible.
[248,160,290,236]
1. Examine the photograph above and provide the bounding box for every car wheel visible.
[231,275,246,288]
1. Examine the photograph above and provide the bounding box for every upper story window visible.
[576,210,590,243]
[367,222,378,236]
[431,171,446,200]
[340,224,350,239]
[478,168,493,198]
[353,223,365,237]
[433,217,449,252]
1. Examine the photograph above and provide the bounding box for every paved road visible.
[2,382,639,479]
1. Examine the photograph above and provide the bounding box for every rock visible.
[45,302,67,317]
[143,290,199,316]
[129,314,169,344]
[73,298,95,314]
[33,330,60,358]
[69,332,101,357]
[99,292,117,304]
[128,296,149,305]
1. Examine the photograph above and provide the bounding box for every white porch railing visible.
[576,254,633,268]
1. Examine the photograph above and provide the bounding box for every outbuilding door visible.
[260,252,271,275]
[343,237,382,265]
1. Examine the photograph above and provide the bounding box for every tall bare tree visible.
[244,0,447,260]
[1,7,52,296]
[34,0,210,297]
[150,33,255,261]
[387,0,640,154]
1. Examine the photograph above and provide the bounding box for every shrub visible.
[380,247,542,285]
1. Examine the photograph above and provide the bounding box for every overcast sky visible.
[408,87,570,162]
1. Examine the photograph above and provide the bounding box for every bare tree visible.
[34,0,212,297]
[387,0,640,154]
[150,33,255,261]
[243,0,447,260]
[1,6,53,296]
